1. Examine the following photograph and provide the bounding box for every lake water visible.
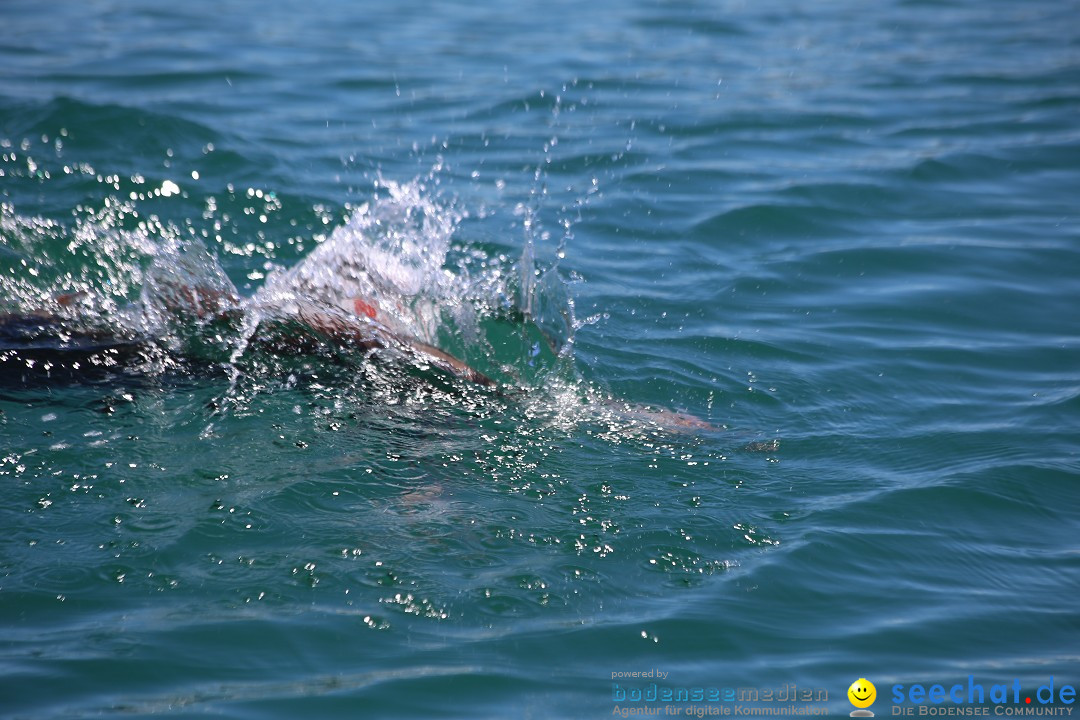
[2,1,1078,717]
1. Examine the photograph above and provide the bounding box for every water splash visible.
[259,178,459,345]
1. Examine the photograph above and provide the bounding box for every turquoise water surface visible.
[2,1,1078,718]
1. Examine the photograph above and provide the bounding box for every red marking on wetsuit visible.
[353,297,378,319]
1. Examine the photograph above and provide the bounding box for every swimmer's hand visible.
[604,400,718,434]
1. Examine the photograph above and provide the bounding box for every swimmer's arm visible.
[294,304,495,387]
[406,338,495,387]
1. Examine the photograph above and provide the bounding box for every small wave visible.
[689,201,857,243]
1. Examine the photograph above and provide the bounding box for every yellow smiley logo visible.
[848,678,877,709]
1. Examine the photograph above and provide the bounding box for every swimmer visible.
[0,242,720,435]
[0,281,493,386]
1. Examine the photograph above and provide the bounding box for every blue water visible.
[2,0,1078,717]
